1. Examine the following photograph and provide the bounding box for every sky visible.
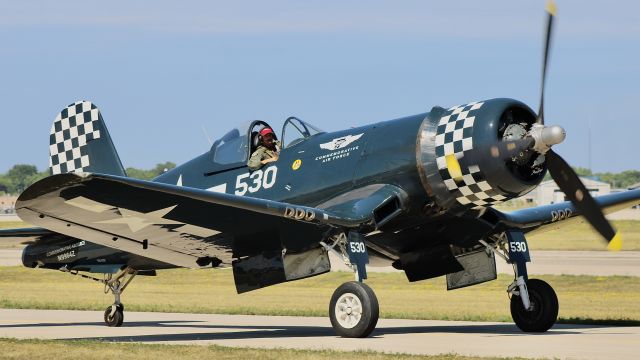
[1,0,639,173]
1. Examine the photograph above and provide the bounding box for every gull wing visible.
[15,173,370,269]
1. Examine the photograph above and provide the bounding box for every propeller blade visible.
[537,0,557,125]
[488,137,536,161]
[545,150,622,251]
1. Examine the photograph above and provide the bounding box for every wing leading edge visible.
[491,189,640,237]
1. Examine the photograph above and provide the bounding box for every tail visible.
[49,101,127,177]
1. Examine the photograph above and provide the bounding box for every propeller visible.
[491,0,621,250]
[545,150,621,250]
[535,1,620,250]
[536,0,556,125]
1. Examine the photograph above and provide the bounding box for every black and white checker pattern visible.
[434,101,507,207]
[49,101,101,175]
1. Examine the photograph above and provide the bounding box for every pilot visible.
[248,127,279,170]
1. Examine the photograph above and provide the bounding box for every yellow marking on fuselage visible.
[445,154,463,182]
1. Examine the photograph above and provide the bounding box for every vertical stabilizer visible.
[49,101,126,177]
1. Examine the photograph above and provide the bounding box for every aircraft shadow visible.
[0,320,596,342]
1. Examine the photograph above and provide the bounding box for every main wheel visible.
[510,278,558,332]
[329,281,379,338]
[104,305,124,327]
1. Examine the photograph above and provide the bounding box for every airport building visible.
[0,195,18,214]
[523,177,611,205]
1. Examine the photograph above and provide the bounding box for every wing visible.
[492,189,640,236]
[15,173,409,292]
[16,173,364,269]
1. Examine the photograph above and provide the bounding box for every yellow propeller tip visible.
[546,0,558,17]
[607,232,623,252]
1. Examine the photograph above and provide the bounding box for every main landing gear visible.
[482,231,559,332]
[321,232,379,338]
[330,281,379,338]
[509,278,558,332]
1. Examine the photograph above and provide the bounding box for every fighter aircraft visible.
[2,1,639,338]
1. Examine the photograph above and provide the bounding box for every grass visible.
[2,220,639,250]
[526,220,640,250]
[0,338,527,360]
[0,221,26,228]
[1,266,638,325]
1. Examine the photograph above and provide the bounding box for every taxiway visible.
[0,309,638,359]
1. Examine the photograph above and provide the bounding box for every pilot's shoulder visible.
[250,146,266,160]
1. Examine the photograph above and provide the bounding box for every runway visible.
[494,250,640,276]
[2,249,640,276]
[0,309,638,359]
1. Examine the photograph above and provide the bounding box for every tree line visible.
[0,162,176,195]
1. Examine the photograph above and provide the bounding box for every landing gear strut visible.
[102,268,137,327]
[481,231,559,332]
[60,266,138,327]
[321,232,379,338]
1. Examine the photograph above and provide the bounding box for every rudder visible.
[49,101,126,177]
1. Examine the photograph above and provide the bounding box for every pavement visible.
[2,246,639,359]
[332,251,640,276]
[0,249,22,266]
[0,214,20,222]
[0,309,638,359]
[495,250,640,276]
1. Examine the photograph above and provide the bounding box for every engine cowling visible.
[417,98,545,212]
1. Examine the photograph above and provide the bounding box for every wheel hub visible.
[335,293,362,329]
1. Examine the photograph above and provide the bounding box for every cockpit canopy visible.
[209,117,323,166]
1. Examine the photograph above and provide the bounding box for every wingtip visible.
[607,232,623,252]
[546,0,558,17]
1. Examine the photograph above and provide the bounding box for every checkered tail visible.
[49,101,127,177]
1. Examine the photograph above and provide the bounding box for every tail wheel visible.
[510,278,558,332]
[104,305,124,327]
[329,281,379,338]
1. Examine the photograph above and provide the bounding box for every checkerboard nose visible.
[418,98,545,211]
[432,101,510,208]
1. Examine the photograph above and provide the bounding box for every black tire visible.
[510,278,558,332]
[329,281,379,338]
[104,305,124,327]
